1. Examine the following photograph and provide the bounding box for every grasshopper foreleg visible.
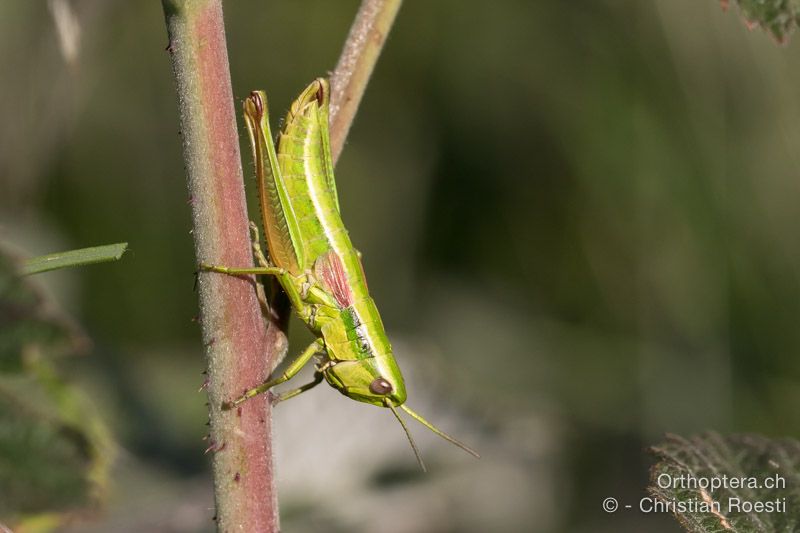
[272,371,324,404]
[274,356,340,404]
[223,338,325,410]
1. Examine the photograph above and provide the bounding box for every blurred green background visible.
[2,1,800,531]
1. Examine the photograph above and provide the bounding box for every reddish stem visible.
[329,0,403,164]
[161,1,283,531]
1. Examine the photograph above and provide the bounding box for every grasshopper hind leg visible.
[248,221,272,269]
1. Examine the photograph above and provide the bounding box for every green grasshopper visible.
[202,78,478,470]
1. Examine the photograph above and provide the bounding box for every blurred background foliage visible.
[2,0,800,531]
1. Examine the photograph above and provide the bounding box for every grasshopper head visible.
[323,354,479,473]
[323,359,407,407]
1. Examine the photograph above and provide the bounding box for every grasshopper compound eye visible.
[369,377,393,395]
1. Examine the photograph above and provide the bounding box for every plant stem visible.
[161,1,283,531]
[329,0,403,164]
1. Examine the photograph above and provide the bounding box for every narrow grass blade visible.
[21,243,128,276]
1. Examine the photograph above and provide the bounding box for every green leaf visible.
[725,0,800,44]
[0,358,115,518]
[0,247,88,372]
[649,432,800,532]
[20,242,128,276]
[0,246,114,529]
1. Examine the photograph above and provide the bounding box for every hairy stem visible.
[161,1,284,531]
[329,0,403,164]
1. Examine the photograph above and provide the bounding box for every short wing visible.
[314,250,354,308]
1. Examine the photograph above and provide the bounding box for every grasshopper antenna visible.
[387,402,427,472]
[400,404,480,458]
